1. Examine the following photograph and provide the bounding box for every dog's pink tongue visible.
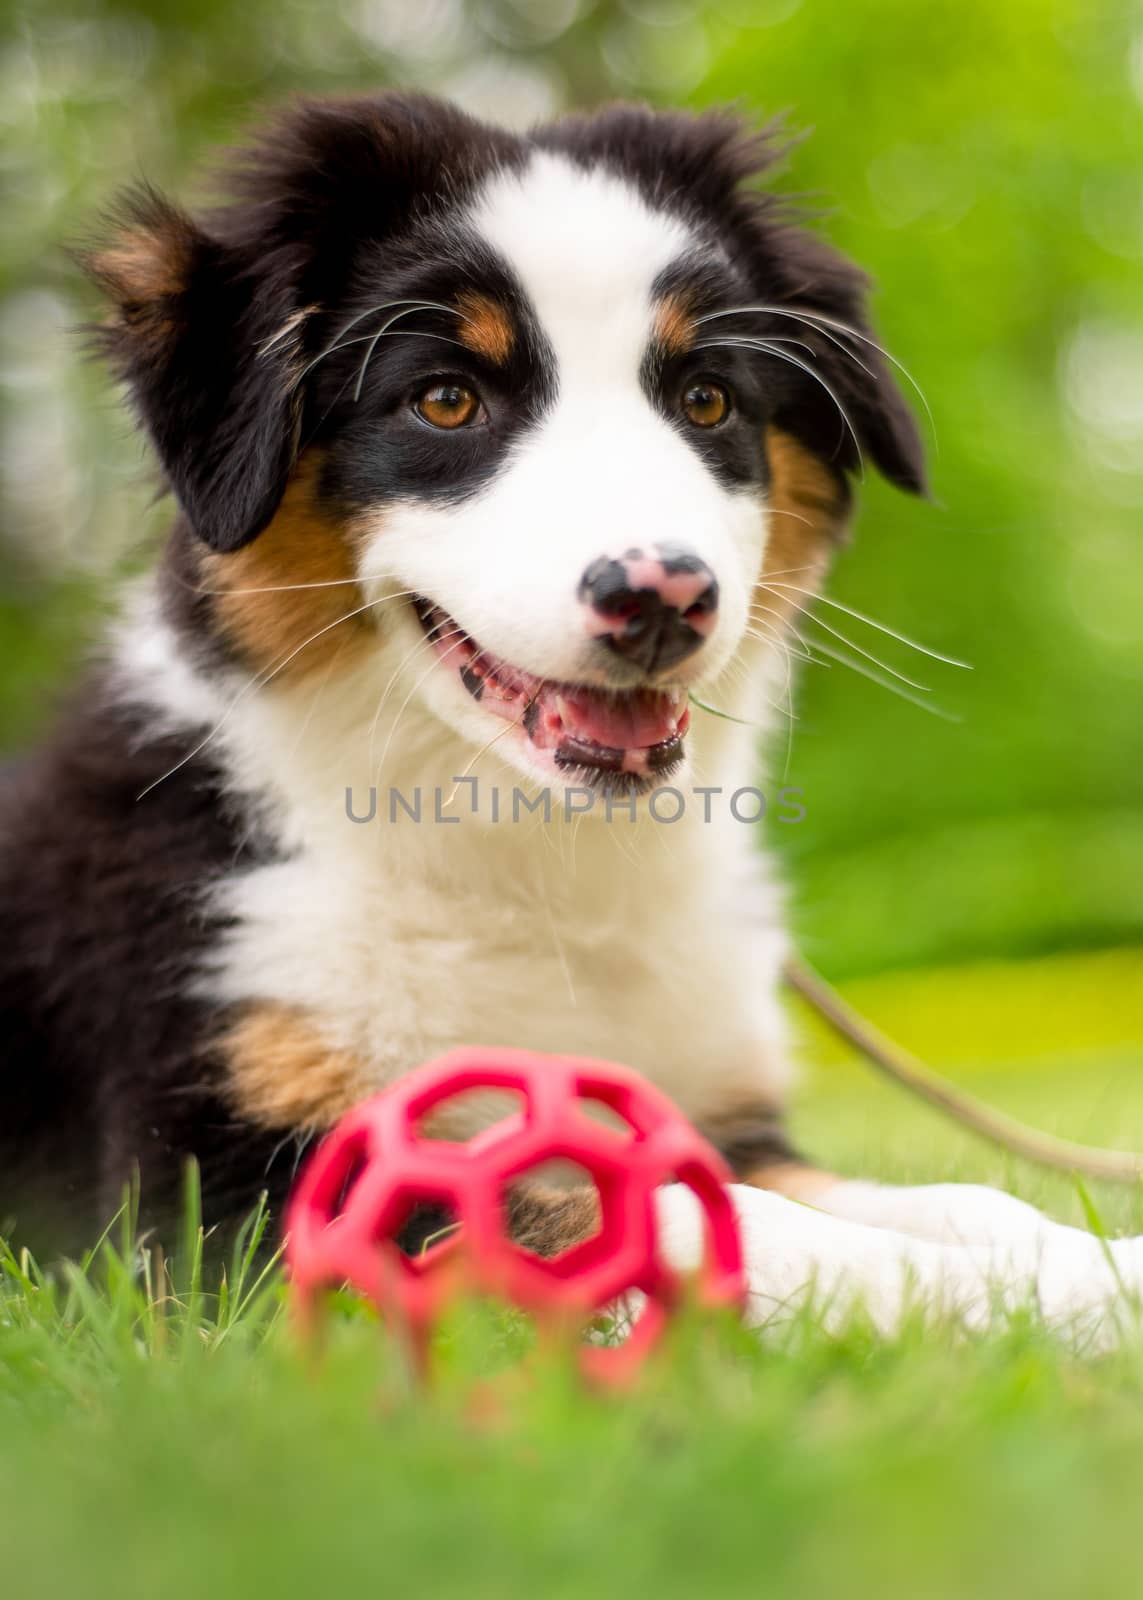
[556,687,685,750]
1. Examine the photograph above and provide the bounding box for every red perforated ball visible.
[285,1047,745,1383]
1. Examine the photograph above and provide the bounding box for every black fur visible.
[2,92,926,1255]
[88,96,521,552]
[315,236,557,516]
[88,93,921,557]
[545,104,925,494]
[86,190,304,555]
[0,680,302,1256]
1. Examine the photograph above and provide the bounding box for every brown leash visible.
[783,952,1143,1185]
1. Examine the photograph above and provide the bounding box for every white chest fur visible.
[120,603,794,1125]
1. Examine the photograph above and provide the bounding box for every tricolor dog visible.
[4,93,1141,1337]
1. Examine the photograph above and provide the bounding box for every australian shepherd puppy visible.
[5,93,1142,1336]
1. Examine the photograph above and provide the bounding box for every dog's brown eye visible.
[682,382,729,428]
[415,383,482,430]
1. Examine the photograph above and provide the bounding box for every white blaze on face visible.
[473,151,690,406]
[359,150,764,690]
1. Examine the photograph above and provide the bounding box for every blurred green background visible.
[3,0,1143,980]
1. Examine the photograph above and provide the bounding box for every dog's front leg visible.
[806,1176,1143,1322]
[657,1182,1141,1347]
[695,1105,1143,1342]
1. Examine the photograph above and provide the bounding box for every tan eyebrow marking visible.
[455,290,515,365]
[652,293,697,357]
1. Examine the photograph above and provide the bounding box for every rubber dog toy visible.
[285,1046,745,1383]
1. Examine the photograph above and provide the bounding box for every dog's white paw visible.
[655,1182,956,1334]
[656,1180,1143,1348]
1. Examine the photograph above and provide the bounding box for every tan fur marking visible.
[653,293,696,357]
[745,1161,841,1203]
[220,1004,370,1132]
[202,453,371,682]
[506,1183,602,1258]
[89,215,196,314]
[98,235,186,301]
[759,428,850,625]
[456,290,515,365]
[222,1008,602,1257]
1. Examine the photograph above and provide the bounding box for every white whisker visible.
[441,689,538,810]
[135,591,403,800]
[695,302,936,446]
[807,638,961,721]
[750,628,800,781]
[747,599,816,660]
[743,621,812,686]
[764,506,813,528]
[745,617,817,667]
[763,582,971,668]
[298,300,458,382]
[758,563,823,580]
[763,591,933,691]
[695,304,877,380]
[372,630,471,784]
[694,336,865,477]
[366,621,446,776]
[176,574,417,600]
[353,331,469,403]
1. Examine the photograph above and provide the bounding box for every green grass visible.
[6,950,1143,1600]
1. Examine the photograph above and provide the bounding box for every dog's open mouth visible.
[413,598,690,789]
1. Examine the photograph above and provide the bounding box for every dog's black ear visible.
[84,96,512,552]
[762,225,928,497]
[84,187,303,553]
[627,108,926,498]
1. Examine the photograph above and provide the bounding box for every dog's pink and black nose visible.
[578,544,719,677]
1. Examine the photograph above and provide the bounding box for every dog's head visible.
[88,94,924,794]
